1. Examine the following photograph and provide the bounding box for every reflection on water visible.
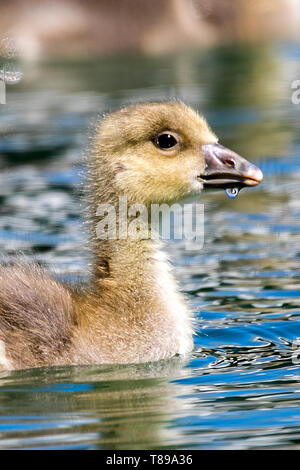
[1,42,300,449]
[0,359,191,450]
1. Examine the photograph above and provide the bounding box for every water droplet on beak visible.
[225,187,239,199]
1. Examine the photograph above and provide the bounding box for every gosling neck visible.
[83,159,194,360]
[88,193,193,355]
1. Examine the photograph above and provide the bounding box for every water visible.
[0,43,300,449]
[225,187,239,198]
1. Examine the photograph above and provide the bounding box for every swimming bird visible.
[0,101,263,370]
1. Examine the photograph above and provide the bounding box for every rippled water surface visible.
[1,43,300,449]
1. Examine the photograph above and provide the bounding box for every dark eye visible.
[154,132,178,150]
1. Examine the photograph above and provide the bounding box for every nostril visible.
[224,158,235,168]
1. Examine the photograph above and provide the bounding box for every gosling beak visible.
[200,143,263,189]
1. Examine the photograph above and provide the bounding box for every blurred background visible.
[1,0,300,58]
[1,0,300,451]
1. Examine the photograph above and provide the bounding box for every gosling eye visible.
[153,132,179,150]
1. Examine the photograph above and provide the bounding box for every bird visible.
[0,101,263,370]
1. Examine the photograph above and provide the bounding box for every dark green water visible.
[0,43,300,449]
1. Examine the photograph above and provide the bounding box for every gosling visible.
[0,101,263,370]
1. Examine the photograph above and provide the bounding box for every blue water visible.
[0,43,300,449]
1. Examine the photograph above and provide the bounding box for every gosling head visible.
[91,101,263,206]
